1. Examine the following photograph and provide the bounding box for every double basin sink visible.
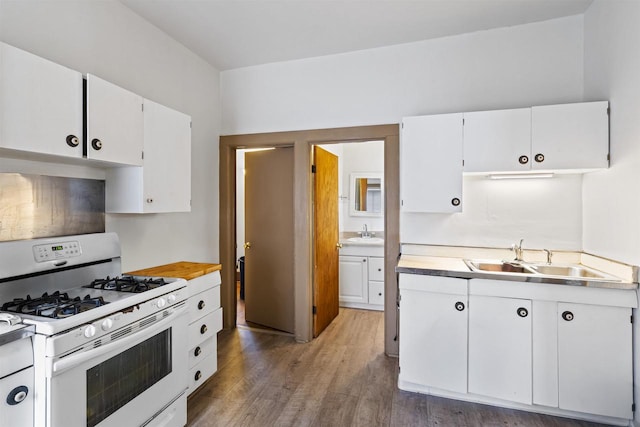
[464,259,621,283]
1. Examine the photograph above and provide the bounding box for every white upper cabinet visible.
[401,113,463,213]
[86,74,144,166]
[106,99,191,213]
[531,101,609,171]
[463,108,531,172]
[0,42,83,159]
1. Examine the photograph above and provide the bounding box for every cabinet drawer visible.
[368,257,384,281]
[188,335,217,370]
[368,281,384,305]
[188,287,220,323]
[188,308,222,347]
[188,352,217,396]
[188,271,221,297]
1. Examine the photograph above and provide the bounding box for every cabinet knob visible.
[562,311,574,321]
[66,135,79,147]
[200,324,207,334]
[454,301,465,311]
[378,292,382,297]
[146,198,153,203]
[194,346,202,357]
[534,153,545,163]
[451,198,461,207]
[517,307,528,318]
[6,386,28,405]
[519,155,529,164]
[377,268,382,272]
[363,259,367,263]
[194,370,202,381]
[91,138,103,150]
[198,300,205,310]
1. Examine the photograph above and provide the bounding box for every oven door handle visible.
[51,305,187,376]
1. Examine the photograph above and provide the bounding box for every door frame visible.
[219,124,400,354]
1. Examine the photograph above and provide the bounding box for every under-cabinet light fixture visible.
[488,172,554,180]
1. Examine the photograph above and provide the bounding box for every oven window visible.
[86,329,172,427]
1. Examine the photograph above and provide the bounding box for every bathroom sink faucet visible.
[360,224,373,238]
[511,239,524,262]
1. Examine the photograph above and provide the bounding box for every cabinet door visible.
[399,284,467,394]
[368,256,384,282]
[0,42,82,158]
[531,101,609,171]
[142,99,191,212]
[339,255,368,304]
[558,303,632,419]
[463,108,531,172]
[468,295,532,404]
[86,74,143,165]
[367,281,384,306]
[400,113,463,213]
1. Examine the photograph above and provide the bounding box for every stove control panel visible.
[32,241,82,263]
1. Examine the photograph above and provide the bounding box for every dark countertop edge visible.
[0,324,35,347]
[395,266,638,290]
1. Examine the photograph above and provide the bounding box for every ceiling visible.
[121,0,593,71]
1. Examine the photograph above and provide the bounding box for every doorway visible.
[219,124,400,354]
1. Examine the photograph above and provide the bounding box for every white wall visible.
[0,1,221,271]
[340,141,385,233]
[583,0,640,266]
[222,16,585,250]
[582,2,640,424]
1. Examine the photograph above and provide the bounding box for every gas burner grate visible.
[85,276,169,293]
[0,291,108,319]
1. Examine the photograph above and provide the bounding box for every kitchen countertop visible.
[126,261,222,281]
[396,253,638,290]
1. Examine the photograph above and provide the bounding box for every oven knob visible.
[157,297,167,308]
[101,318,114,331]
[167,294,177,304]
[84,324,96,338]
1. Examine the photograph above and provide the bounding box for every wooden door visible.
[313,146,339,337]
[244,147,294,333]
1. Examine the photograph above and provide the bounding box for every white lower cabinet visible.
[339,252,384,310]
[399,274,467,394]
[468,295,532,404]
[187,271,223,396]
[557,302,633,419]
[398,274,636,424]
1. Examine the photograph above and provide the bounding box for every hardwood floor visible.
[187,308,608,427]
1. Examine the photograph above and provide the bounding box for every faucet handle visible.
[543,249,553,264]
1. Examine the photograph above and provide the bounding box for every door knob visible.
[336,243,343,249]
[244,242,251,249]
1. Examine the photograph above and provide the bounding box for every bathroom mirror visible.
[349,173,383,217]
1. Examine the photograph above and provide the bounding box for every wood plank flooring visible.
[187,308,609,427]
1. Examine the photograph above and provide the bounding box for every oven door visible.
[47,305,188,427]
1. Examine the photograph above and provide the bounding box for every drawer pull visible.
[377,268,382,272]
[7,386,28,405]
[378,292,382,297]
[198,300,205,310]
[454,302,465,312]
[517,307,528,318]
[194,346,202,357]
[200,324,207,334]
[194,371,202,381]
[562,311,574,321]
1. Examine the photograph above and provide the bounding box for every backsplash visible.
[0,173,105,241]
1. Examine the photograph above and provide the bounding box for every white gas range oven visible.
[0,233,188,427]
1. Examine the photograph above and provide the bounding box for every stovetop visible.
[0,275,187,336]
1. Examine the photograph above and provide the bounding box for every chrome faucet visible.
[511,239,524,262]
[361,224,370,238]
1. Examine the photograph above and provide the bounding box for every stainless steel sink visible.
[465,260,536,274]
[527,264,614,280]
